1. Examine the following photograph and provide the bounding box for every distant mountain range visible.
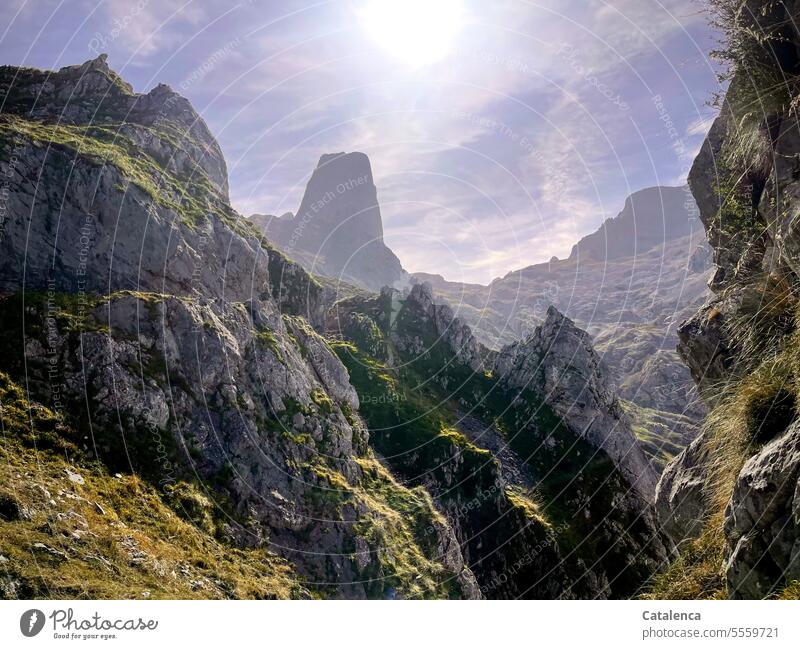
[251,173,713,465]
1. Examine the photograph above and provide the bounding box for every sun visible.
[359,0,465,68]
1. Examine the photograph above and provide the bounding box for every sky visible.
[0,0,722,284]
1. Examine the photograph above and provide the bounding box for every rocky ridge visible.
[0,56,478,599]
[494,306,659,500]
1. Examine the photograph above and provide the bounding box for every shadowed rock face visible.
[251,152,405,292]
[569,186,699,261]
[495,306,660,501]
[724,421,800,598]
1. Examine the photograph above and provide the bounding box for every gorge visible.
[2,0,800,601]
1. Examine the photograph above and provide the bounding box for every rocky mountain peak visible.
[495,306,659,500]
[569,185,698,261]
[302,151,384,240]
[250,151,405,291]
[0,55,229,198]
[401,282,486,372]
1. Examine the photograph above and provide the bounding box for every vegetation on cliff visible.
[650,0,800,599]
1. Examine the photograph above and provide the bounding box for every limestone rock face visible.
[0,57,479,599]
[12,292,478,598]
[1,54,228,197]
[676,296,737,394]
[251,152,405,291]
[654,432,712,543]
[495,306,659,501]
[396,283,486,372]
[724,421,800,598]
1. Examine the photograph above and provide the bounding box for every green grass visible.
[622,400,695,468]
[302,456,467,599]
[644,294,800,599]
[641,513,727,600]
[0,371,307,599]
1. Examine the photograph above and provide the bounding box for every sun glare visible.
[360,0,465,68]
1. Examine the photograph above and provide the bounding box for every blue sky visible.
[1,0,721,283]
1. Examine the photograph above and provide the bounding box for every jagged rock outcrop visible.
[2,57,243,298]
[251,152,406,292]
[656,0,800,598]
[0,57,479,599]
[1,54,228,197]
[393,283,486,372]
[494,306,659,500]
[724,421,800,598]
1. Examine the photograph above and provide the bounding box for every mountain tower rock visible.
[252,152,405,291]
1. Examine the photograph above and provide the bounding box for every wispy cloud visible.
[0,0,718,284]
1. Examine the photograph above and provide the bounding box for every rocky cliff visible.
[415,189,711,469]
[327,283,668,598]
[650,0,800,599]
[0,56,478,599]
[251,152,406,292]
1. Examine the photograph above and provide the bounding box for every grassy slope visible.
[0,372,306,599]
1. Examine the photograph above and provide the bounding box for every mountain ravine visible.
[253,158,712,472]
[0,55,677,600]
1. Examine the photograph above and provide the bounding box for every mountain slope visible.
[251,155,710,467]
[0,56,478,599]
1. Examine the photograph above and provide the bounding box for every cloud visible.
[95,0,208,57]
[686,114,715,137]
